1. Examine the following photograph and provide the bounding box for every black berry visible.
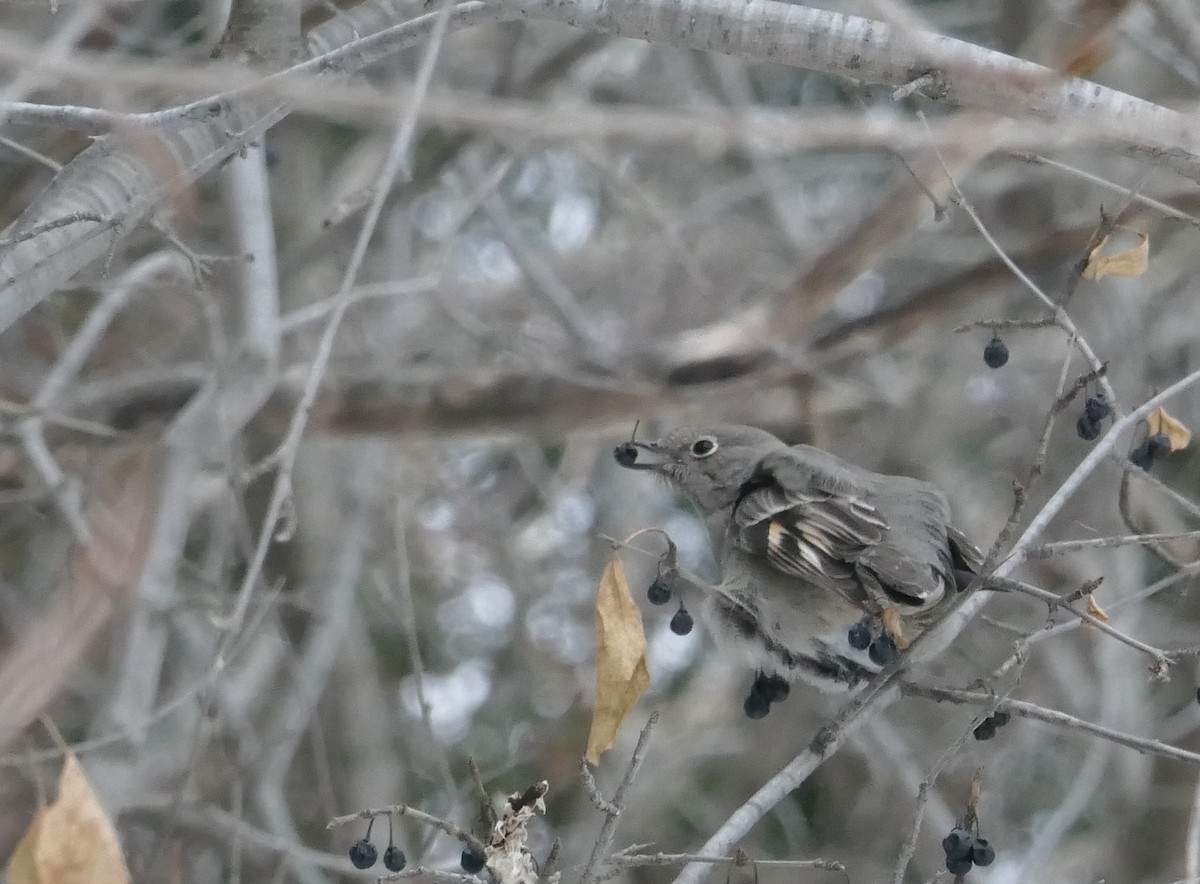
[461,848,487,874]
[847,620,872,650]
[744,689,771,719]
[647,577,672,606]
[1148,432,1173,459]
[991,709,1011,727]
[1131,439,1155,470]
[755,673,790,703]
[942,827,974,862]
[971,838,996,866]
[384,846,407,872]
[973,717,997,741]
[983,335,1009,369]
[349,839,378,869]
[1132,433,1172,471]
[946,855,973,876]
[1084,395,1112,424]
[613,442,638,466]
[670,606,694,635]
[1076,414,1101,441]
[868,635,899,666]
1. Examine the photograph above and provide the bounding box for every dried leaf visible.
[1082,229,1149,280]
[1087,595,1109,622]
[1058,0,1136,74]
[1062,35,1111,76]
[6,810,42,884]
[586,558,649,765]
[5,754,132,884]
[1147,407,1192,451]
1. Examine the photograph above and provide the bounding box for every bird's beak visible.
[613,440,670,471]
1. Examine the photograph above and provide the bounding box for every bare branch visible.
[327,805,486,855]
[903,683,1200,766]
[579,713,658,884]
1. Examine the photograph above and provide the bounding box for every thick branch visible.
[503,0,1200,180]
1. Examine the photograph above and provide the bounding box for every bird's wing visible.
[729,448,889,601]
[946,524,985,591]
[732,448,971,611]
[947,524,985,574]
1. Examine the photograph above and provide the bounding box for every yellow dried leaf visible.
[9,754,132,884]
[586,558,649,765]
[1082,229,1149,280]
[1147,407,1192,451]
[1062,35,1111,76]
[1058,0,1136,74]
[1087,594,1109,622]
[6,810,42,884]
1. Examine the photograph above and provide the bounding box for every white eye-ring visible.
[691,437,718,458]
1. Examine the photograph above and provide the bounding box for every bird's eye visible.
[691,437,718,457]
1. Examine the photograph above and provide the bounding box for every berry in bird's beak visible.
[613,441,670,470]
[613,442,639,466]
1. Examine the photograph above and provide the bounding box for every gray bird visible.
[614,424,982,716]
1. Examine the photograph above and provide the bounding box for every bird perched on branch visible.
[614,424,982,717]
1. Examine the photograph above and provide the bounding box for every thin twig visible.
[542,839,563,880]
[891,781,930,884]
[381,867,483,884]
[1119,465,1193,570]
[1026,530,1200,557]
[975,340,1074,580]
[391,515,458,798]
[579,713,658,884]
[610,853,845,871]
[953,317,1058,332]
[580,762,619,815]
[1186,771,1200,881]
[326,805,486,855]
[903,683,1200,765]
[0,211,105,245]
[990,575,1173,672]
[1012,151,1200,228]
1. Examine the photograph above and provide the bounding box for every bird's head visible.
[614,424,785,513]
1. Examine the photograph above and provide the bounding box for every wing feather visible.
[731,451,888,602]
[730,448,975,614]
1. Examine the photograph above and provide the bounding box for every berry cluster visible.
[1076,394,1112,442]
[942,826,995,875]
[847,617,900,666]
[743,670,790,719]
[972,709,1011,741]
[348,816,407,872]
[1131,432,1172,471]
[983,335,1009,369]
[647,577,694,636]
